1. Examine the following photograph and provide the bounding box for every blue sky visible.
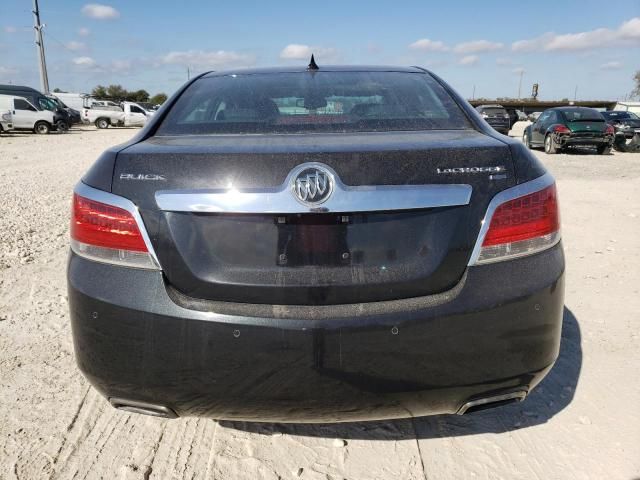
[1,1,638,100]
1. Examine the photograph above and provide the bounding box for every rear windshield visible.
[157,71,471,135]
[480,107,507,116]
[560,108,604,122]
[602,111,638,120]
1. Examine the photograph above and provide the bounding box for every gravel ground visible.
[0,127,639,479]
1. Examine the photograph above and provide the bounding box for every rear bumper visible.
[485,122,509,133]
[68,244,565,422]
[557,134,613,147]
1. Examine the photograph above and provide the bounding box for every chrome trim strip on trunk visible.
[73,182,161,269]
[155,163,472,214]
[467,172,556,266]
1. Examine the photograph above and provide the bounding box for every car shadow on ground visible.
[220,307,581,440]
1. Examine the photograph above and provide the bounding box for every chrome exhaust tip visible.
[456,390,527,415]
[109,397,178,419]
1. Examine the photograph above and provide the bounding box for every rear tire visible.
[544,135,557,154]
[523,131,532,149]
[597,145,611,155]
[95,118,110,129]
[34,121,50,135]
[56,120,70,132]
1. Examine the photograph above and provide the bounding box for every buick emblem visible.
[291,165,334,205]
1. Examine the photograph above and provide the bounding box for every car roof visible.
[202,65,428,78]
[0,84,41,93]
[476,104,505,108]
[549,106,598,111]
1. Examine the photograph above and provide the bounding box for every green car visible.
[523,107,614,154]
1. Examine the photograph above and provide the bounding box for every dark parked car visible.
[601,110,640,152]
[475,104,510,134]
[48,96,81,125]
[523,107,614,154]
[68,65,564,422]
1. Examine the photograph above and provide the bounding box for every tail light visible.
[471,177,560,265]
[552,125,570,134]
[605,124,614,135]
[70,187,159,269]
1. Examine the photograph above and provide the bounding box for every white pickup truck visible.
[82,102,153,129]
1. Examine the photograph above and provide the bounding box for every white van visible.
[0,109,13,133]
[52,92,89,111]
[0,94,55,134]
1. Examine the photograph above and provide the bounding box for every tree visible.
[91,85,108,98]
[106,84,127,100]
[130,89,150,102]
[149,93,167,105]
[632,71,640,99]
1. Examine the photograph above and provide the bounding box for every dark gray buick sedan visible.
[68,62,564,421]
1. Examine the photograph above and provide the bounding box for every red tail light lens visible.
[475,183,560,264]
[605,124,614,135]
[482,184,559,247]
[70,192,159,269]
[72,194,148,251]
[552,125,570,134]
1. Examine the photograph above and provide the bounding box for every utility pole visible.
[32,0,50,93]
[518,70,524,99]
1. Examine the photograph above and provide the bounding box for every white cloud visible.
[511,33,554,52]
[408,38,448,52]
[453,40,503,54]
[72,56,96,67]
[108,59,132,73]
[161,50,255,69]
[600,61,623,70]
[4,26,17,33]
[618,17,640,40]
[66,41,86,51]
[280,44,312,59]
[512,17,640,52]
[81,4,120,20]
[459,55,479,66]
[279,44,338,61]
[545,28,618,51]
[78,27,90,37]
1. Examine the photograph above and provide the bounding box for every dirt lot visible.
[0,127,639,480]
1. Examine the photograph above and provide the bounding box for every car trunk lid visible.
[566,120,606,134]
[112,130,515,305]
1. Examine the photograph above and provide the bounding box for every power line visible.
[42,30,81,55]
